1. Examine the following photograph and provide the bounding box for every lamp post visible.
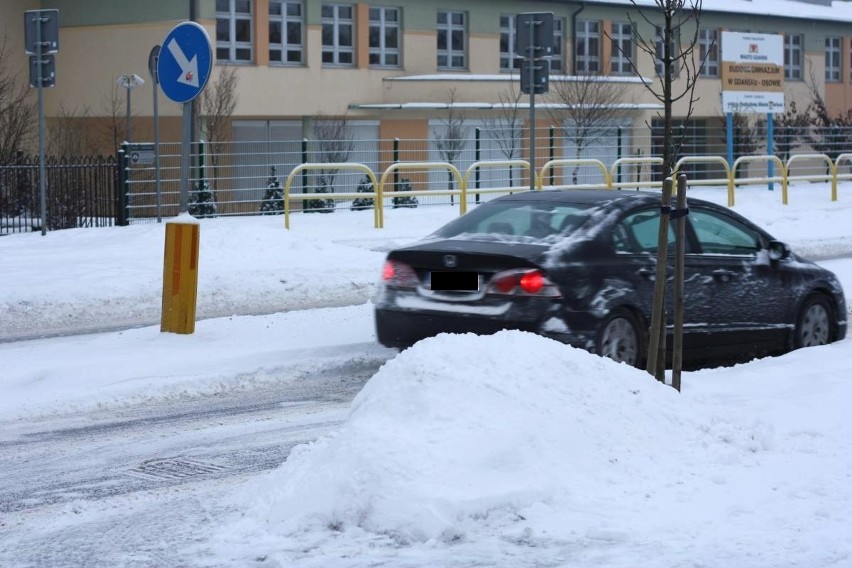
[116,73,145,143]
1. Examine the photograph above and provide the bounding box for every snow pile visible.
[244,331,776,549]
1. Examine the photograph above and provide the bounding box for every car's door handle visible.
[638,266,674,280]
[637,267,655,280]
[712,269,736,282]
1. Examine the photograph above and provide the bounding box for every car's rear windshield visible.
[429,200,595,243]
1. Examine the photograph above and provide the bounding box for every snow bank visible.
[248,331,771,545]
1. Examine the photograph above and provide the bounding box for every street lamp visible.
[116,73,145,143]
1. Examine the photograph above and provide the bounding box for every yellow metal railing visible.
[835,153,852,201]
[463,159,532,198]
[674,156,734,206]
[284,162,380,229]
[786,154,837,202]
[537,159,610,190]
[610,157,664,191]
[378,162,465,227]
[732,155,788,206]
[276,154,852,230]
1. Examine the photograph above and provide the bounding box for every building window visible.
[785,34,802,80]
[655,26,680,77]
[575,20,600,74]
[826,37,841,82]
[610,22,633,74]
[500,14,519,71]
[551,18,565,73]
[322,4,355,66]
[437,11,466,69]
[698,28,718,77]
[216,0,253,63]
[269,1,304,64]
[369,7,401,67]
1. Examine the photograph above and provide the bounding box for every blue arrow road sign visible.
[157,21,212,104]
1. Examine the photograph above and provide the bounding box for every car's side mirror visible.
[768,240,791,261]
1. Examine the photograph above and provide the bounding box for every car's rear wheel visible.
[596,308,643,367]
[794,294,833,348]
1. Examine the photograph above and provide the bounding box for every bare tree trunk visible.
[672,174,687,391]
[646,178,672,382]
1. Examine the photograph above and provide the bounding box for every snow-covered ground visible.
[2,183,852,567]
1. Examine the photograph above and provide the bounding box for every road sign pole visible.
[36,15,47,236]
[767,112,775,191]
[153,78,162,221]
[180,102,191,214]
[149,45,162,222]
[726,111,734,168]
[157,20,212,335]
[528,18,536,192]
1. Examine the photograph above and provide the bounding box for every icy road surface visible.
[0,358,384,567]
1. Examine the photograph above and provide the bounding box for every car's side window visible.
[690,209,761,255]
[616,209,676,253]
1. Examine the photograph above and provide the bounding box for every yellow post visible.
[161,220,200,334]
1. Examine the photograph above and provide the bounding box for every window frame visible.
[826,36,841,83]
[437,10,467,70]
[322,3,356,67]
[610,21,633,75]
[550,18,565,74]
[499,14,519,72]
[369,5,401,68]
[216,0,254,64]
[698,28,719,78]
[575,19,600,75]
[269,1,305,65]
[784,33,803,81]
[655,25,680,78]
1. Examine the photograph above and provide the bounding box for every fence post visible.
[393,137,400,191]
[474,127,481,204]
[549,126,556,185]
[116,143,130,226]
[616,126,623,185]
[301,138,309,211]
[198,139,206,181]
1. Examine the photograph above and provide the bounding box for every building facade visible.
[3,0,852,193]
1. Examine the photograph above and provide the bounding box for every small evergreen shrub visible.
[392,178,418,208]
[305,178,335,213]
[189,177,218,218]
[352,175,375,210]
[260,166,284,215]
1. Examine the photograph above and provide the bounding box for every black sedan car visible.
[374,189,847,367]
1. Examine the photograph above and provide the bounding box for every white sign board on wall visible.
[721,32,785,114]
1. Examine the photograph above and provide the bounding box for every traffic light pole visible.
[528,17,536,193]
[36,15,47,236]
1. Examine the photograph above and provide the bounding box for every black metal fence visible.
[0,152,118,235]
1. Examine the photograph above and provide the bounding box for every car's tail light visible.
[381,260,419,289]
[486,269,561,298]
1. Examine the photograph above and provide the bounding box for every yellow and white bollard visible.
[161,217,200,334]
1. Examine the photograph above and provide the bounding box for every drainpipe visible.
[570,2,586,75]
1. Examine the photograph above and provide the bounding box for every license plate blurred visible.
[431,271,479,291]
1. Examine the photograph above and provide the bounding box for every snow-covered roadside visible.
[205,330,852,568]
[2,182,852,341]
[1,182,851,567]
[2,182,852,421]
